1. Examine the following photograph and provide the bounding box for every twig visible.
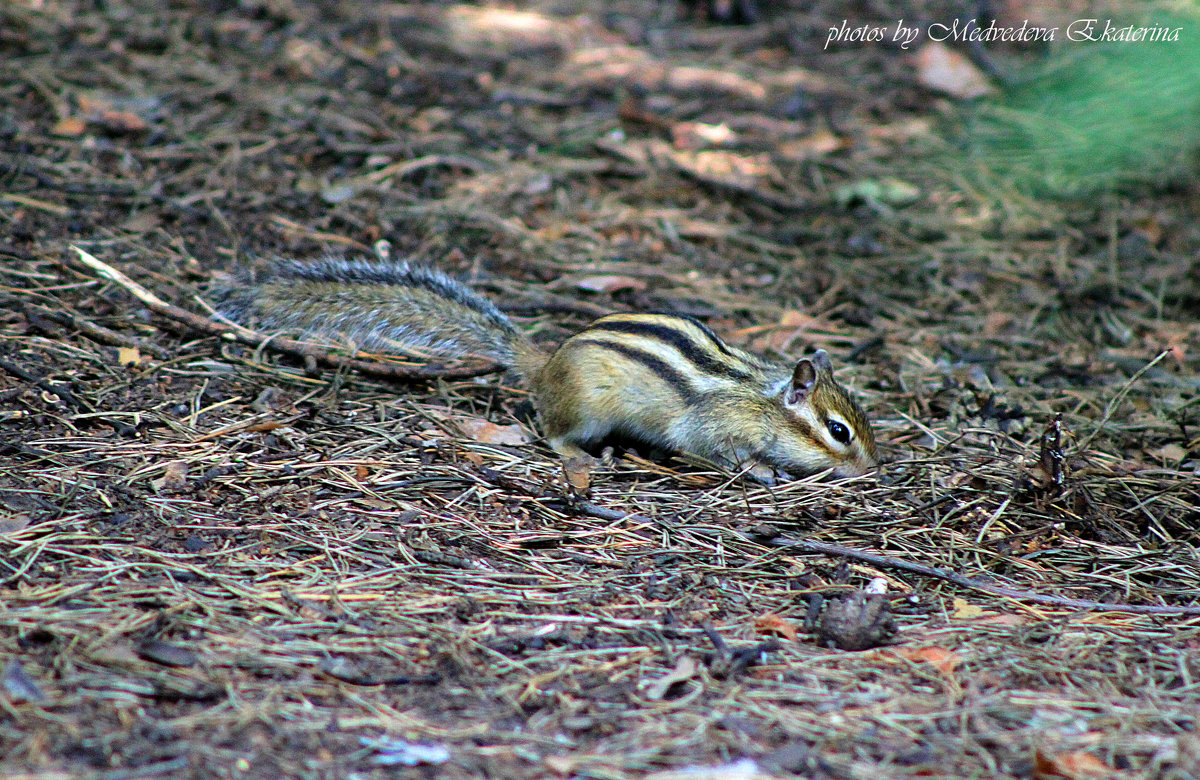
[518,490,1200,617]
[67,246,502,381]
[770,535,1200,616]
[508,483,1200,615]
[22,303,171,359]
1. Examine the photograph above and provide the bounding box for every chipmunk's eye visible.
[826,419,852,445]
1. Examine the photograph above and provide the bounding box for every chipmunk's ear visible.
[785,350,832,406]
[785,359,817,406]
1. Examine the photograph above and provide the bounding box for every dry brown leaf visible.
[77,96,149,133]
[952,598,985,619]
[745,311,834,354]
[983,312,1014,336]
[897,645,962,678]
[671,121,736,150]
[51,117,86,136]
[975,613,1028,627]
[562,456,593,493]
[245,421,285,433]
[151,460,189,493]
[1034,749,1112,779]
[98,109,148,133]
[575,275,648,294]
[753,613,799,642]
[673,149,774,188]
[914,41,996,99]
[454,418,531,447]
[1148,443,1187,463]
[776,129,851,161]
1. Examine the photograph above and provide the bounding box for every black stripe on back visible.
[573,339,700,405]
[657,313,777,370]
[583,318,754,382]
[671,314,735,358]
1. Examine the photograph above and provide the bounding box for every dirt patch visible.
[1,1,1198,778]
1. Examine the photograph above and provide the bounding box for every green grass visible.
[963,11,1200,197]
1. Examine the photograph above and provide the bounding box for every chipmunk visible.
[213,258,879,481]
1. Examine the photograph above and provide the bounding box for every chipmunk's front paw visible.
[742,461,791,485]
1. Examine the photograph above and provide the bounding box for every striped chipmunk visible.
[213,258,879,482]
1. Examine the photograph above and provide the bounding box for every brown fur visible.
[214,261,878,479]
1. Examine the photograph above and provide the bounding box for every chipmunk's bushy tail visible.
[212,258,546,377]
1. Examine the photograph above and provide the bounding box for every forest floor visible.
[1,1,1198,778]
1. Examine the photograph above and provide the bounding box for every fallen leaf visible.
[833,177,921,209]
[151,460,189,493]
[671,121,736,150]
[983,311,1014,336]
[914,41,996,99]
[952,598,985,619]
[671,149,774,188]
[454,418,530,446]
[1034,749,1112,779]
[753,613,799,642]
[776,129,851,160]
[897,645,961,678]
[245,420,285,433]
[117,346,141,366]
[562,455,593,493]
[97,109,147,133]
[644,655,698,700]
[575,275,648,294]
[1148,443,1187,463]
[52,117,87,136]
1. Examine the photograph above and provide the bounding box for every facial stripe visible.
[583,316,755,382]
[801,404,845,457]
[570,339,700,405]
[788,412,838,459]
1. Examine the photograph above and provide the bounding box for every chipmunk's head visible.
[769,350,879,478]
